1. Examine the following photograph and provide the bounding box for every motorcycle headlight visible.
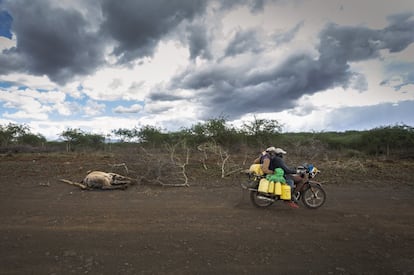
[309,167,319,178]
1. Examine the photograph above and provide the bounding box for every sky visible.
[0,0,413,140]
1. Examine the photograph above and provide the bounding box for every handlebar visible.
[297,163,320,178]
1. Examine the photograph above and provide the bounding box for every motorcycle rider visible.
[271,147,304,208]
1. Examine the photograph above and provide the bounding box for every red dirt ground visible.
[1,153,413,274]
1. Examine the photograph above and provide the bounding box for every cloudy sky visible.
[0,0,413,140]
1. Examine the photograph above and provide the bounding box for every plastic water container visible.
[281,184,291,200]
[274,182,282,195]
[268,181,275,193]
[258,178,270,193]
[249,164,264,176]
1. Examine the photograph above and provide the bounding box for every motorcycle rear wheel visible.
[249,191,274,208]
[301,185,326,209]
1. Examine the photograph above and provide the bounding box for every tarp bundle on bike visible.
[266,168,286,183]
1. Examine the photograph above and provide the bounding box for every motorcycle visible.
[242,164,326,209]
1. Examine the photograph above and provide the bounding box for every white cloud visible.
[54,101,77,116]
[0,88,67,120]
[113,104,142,114]
[81,40,190,102]
[0,73,56,90]
[3,110,49,120]
[83,100,106,116]
[0,36,15,51]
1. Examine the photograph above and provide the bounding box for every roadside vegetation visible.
[1,119,413,187]
[1,119,413,159]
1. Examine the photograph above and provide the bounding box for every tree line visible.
[1,120,413,158]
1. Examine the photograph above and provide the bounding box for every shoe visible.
[285,201,299,209]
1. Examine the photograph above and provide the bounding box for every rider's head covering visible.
[266,147,287,157]
[266,147,286,154]
[274,148,287,155]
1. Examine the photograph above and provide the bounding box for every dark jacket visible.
[271,155,296,175]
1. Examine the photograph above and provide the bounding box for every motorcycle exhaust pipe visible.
[257,195,275,202]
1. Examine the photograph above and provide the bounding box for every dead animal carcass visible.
[60,171,133,190]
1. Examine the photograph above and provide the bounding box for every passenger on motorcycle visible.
[242,146,278,188]
[252,146,279,175]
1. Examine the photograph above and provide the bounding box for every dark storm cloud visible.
[100,0,208,63]
[224,29,262,57]
[173,65,236,91]
[171,52,351,119]
[0,0,210,84]
[1,0,105,84]
[383,12,414,52]
[170,12,414,120]
[318,13,414,62]
[149,91,183,102]
[186,23,212,60]
[0,47,25,75]
[273,21,304,45]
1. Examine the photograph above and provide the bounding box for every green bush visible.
[2,122,414,158]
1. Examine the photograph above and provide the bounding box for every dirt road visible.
[1,177,413,274]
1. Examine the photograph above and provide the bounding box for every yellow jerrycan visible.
[280,184,291,200]
[249,164,264,176]
[268,181,275,193]
[258,178,270,193]
[274,181,282,195]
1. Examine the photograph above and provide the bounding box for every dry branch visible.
[164,142,190,187]
[197,141,242,178]
[224,167,244,177]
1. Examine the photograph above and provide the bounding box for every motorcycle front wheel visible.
[301,185,326,209]
[249,191,274,208]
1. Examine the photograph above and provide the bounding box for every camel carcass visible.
[60,171,134,190]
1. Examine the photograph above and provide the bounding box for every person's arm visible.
[253,150,266,164]
[279,159,297,175]
[261,157,274,174]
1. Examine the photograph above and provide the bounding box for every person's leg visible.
[286,178,294,189]
[283,177,299,208]
[285,176,299,205]
[292,174,305,194]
